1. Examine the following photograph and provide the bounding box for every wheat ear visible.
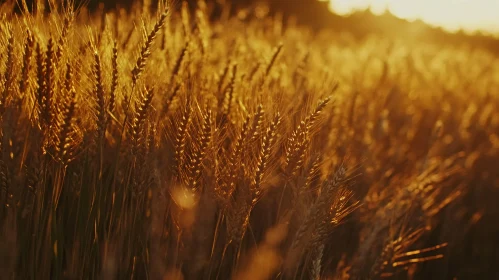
[19,30,35,96]
[187,109,212,192]
[251,112,281,204]
[131,8,169,86]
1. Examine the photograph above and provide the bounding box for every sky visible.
[324,0,499,34]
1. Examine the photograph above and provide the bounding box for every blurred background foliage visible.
[18,0,499,55]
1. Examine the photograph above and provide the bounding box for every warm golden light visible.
[327,0,499,34]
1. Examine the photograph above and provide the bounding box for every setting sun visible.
[326,0,499,34]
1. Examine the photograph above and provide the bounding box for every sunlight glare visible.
[327,0,499,34]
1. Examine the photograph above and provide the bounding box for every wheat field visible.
[0,0,498,279]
